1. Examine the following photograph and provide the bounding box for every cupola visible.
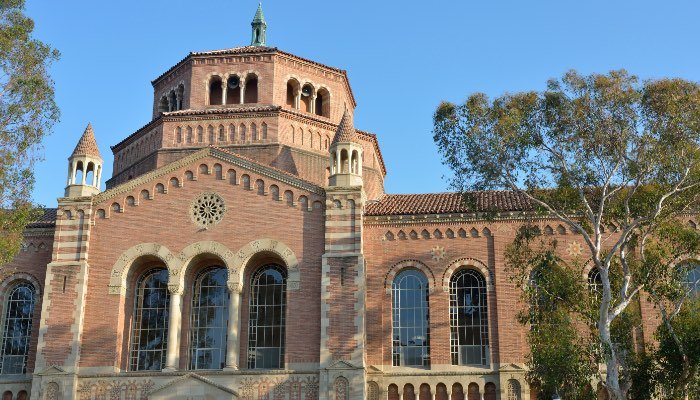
[65,123,103,197]
[328,110,363,187]
[250,3,267,47]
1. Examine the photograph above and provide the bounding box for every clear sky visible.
[25,0,700,207]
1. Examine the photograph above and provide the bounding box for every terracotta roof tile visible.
[332,110,359,144]
[364,191,533,216]
[71,123,101,158]
[27,208,57,228]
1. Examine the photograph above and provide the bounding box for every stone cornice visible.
[364,211,555,225]
[93,147,325,205]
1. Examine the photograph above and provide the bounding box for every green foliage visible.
[0,0,58,264]
[655,297,700,399]
[434,69,700,399]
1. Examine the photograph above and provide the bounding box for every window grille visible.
[449,269,489,366]
[130,268,169,371]
[0,283,35,375]
[189,267,228,370]
[391,270,430,367]
[247,264,286,369]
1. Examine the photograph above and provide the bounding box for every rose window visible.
[190,193,226,228]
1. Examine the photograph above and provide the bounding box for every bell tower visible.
[250,3,267,46]
[65,123,102,198]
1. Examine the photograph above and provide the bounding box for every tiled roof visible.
[364,191,533,216]
[332,110,359,144]
[27,208,57,228]
[71,123,101,158]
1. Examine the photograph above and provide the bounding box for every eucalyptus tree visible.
[0,0,59,263]
[433,70,700,399]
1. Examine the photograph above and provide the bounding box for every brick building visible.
[0,5,671,400]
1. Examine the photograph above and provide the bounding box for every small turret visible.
[250,3,267,47]
[328,110,363,187]
[65,123,103,197]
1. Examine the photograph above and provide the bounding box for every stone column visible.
[240,84,246,104]
[222,82,227,105]
[310,94,317,114]
[163,287,182,371]
[225,282,242,370]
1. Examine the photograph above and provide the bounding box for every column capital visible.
[227,281,243,294]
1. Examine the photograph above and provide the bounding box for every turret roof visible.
[332,110,359,145]
[253,3,266,23]
[71,123,101,158]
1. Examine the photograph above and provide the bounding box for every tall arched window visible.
[0,282,36,375]
[682,261,700,297]
[247,264,286,369]
[588,267,603,300]
[450,269,489,366]
[189,267,228,370]
[392,269,430,367]
[209,77,223,105]
[130,268,169,371]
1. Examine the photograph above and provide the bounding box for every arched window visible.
[392,269,430,367]
[316,87,330,117]
[197,126,203,143]
[286,79,300,109]
[208,125,215,143]
[506,380,521,400]
[226,75,241,104]
[262,123,268,140]
[247,264,286,369]
[678,261,700,297]
[0,282,36,375]
[186,127,193,144]
[130,268,169,371]
[251,123,258,141]
[209,77,223,105]
[588,267,603,300]
[244,74,258,104]
[218,125,225,142]
[168,90,177,112]
[239,124,247,142]
[300,84,313,112]
[229,124,236,142]
[189,267,228,370]
[158,96,169,113]
[176,127,182,143]
[450,269,489,366]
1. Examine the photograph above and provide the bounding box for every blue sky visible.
[25,0,700,206]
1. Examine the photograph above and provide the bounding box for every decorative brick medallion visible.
[190,192,226,229]
[431,245,446,261]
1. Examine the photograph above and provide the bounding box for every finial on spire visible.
[251,3,267,47]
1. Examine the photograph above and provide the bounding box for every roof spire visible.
[332,109,359,145]
[251,3,267,47]
[71,123,101,158]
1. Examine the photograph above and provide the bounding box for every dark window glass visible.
[247,264,286,369]
[450,269,489,366]
[588,267,603,300]
[392,270,430,367]
[130,268,169,371]
[189,267,228,370]
[683,261,700,297]
[0,283,35,375]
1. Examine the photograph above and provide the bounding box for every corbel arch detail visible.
[384,259,436,294]
[230,239,300,292]
[442,257,494,292]
[108,243,178,295]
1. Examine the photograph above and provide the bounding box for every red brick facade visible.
[0,12,672,400]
